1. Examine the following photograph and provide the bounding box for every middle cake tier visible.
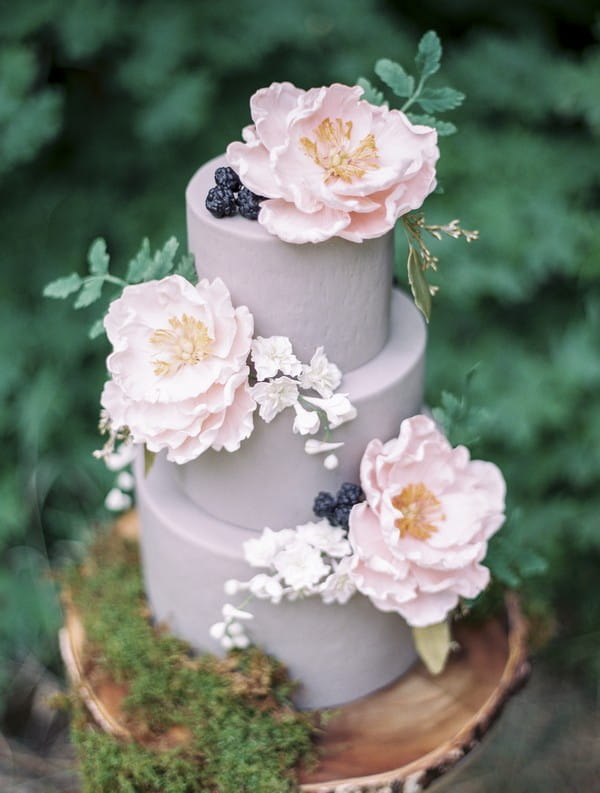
[176,288,426,530]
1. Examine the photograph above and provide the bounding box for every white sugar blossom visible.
[251,336,302,381]
[304,439,344,455]
[302,393,357,429]
[273,539,331,590]
[243,527,296,568]
[105,441,137,471]
[104,488,132,512]
[296,521,352,558]
[251,376,299,422]
[324,453,339,470]
[292,402,321,435]
[248,573,284,602]
[300,346,342,397]
[319,557,357,605]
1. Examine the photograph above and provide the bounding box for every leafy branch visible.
[43,237,196,339]
[357,30,465,136]
[358,31,476,321]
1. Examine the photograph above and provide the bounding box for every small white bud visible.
[209,621,226,640]
[323,453,339,470]
[221,635,234,650]
[304,439,344,455]
[104,488,132,512]
[227,620,244,636]
[222,603,254,621]
[116,471,135,491]
[224,579,240,596]
[233,634,250,649]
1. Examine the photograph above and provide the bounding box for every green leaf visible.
[417,86,465,113]
[412,620,451,675]
[144,447,156,476]
[74,277,103,309]
[43,273,82,299]
[407,113,457,136]
[126,238,152,283]
[174,252,197,283]
[88,238,110,275]
[415,30,442,79]
[149,237,180,280]
[407,247,432,321]
[374,59,414,98]
[88,318,106,339]
[356,77,385,106]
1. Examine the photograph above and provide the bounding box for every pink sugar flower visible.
[101,274,255,464]
[227,82,439,244]
[348,415,506,627]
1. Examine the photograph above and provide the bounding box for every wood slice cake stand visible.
[60,512,530,793]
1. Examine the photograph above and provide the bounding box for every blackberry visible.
[214,166,241,192]
[313,491,336,524]
[336,482,364,507]
[237,186,264,220]
[205,186,238,218]
[333,503,353,532]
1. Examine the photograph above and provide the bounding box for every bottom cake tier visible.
[136,452,417,709]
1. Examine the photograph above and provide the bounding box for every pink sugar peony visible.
[348,415,506,627]
[101,275,255,464]
[227,82,439,244]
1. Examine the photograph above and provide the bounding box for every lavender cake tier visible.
[136,450,417,709]
[186,155,393,372]
[178,289,426,529]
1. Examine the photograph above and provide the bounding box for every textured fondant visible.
[178,289,426,529]
[136,451,417,709]
[186,155,393,372]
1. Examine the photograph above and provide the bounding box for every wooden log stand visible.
[60,512,530,793]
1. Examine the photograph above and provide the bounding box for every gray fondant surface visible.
[187,155,393,372]
[136,451,418,709]
[178,289,426,529]
[135,156,429,709]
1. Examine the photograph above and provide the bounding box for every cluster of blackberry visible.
[313,482,365,532]
[205,167,265,220]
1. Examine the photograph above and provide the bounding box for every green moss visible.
[65,530,317,793]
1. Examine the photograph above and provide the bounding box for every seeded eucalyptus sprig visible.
[358,31,477,321]
[43,236,196,339]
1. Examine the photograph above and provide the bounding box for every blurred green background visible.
[1,0,599,784]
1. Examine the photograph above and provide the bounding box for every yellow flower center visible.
[149,314,213,377]
[300,117,379,183]
[392,483,445,541]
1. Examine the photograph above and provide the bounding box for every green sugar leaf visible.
[74,277,103,309]
[417,86,465,113]
[126,237,152,283]
[88,238,110,275]
[407,113,457,136]
[407,247,431,321]
[415,30,442,79]
[412,620,451,675]
[174,252,198,283]
[374,59,414,98]
[356,77,385,106]
[43,273,83,299]
[147,236,180,280]
[88,318,105,340]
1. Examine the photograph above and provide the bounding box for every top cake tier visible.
[186,155,393,372]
